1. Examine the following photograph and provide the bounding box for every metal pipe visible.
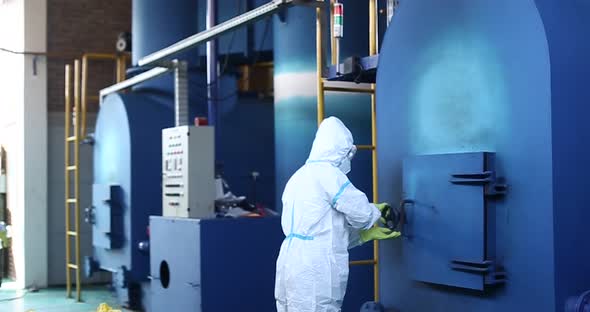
[138,0,293,67]
[174,60,189,126]
[206,0,218,125]
[64,64,71,299]
[316,6,325,126]
[73,59,82,302]
[99,66,171,104]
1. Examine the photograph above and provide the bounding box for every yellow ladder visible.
[316,0,381,302]
[64,60,81,301]
[64,54,128,301]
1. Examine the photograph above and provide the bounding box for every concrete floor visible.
[0,281,127,312]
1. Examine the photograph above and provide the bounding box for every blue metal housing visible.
[92,93,173,309]
[88,0,276,309]
[150,217,283,311]
[376,0,590,310]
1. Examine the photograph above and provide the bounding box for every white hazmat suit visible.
[275,117,381,312]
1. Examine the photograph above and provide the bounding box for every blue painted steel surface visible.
[92,93,173,309]
[132,0,199,65]
[200,217,283,311]
[535,1,590,307]
[376,0,590,310]
[403,153,486,290]
[566,290,590,312]
[402,152,494,291]
[92,184,124,250]
[150,217,202,311]
[150,216,283,311]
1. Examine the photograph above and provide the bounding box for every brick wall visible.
[47,0,131,112]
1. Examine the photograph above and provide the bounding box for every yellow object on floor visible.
[97,303,121,312]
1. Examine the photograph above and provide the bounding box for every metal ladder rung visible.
[66,231,77,236]
[323,86,375,94]
[322,80,375,94]
[66,198,77,204]
[356,145,375,150]
[66,165,77,171]
[67,264,78,269]
[350,259,377,266]
[66,136,77,142]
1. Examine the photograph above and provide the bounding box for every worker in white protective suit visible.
[275,116,400,312]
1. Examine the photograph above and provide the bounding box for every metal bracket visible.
[84,205,96,224]
[186,282,201,289]
[397,199,414,238]
[450,260,507,286]
[84,256,99,278]
[114,266,130,289]
[81,133,95,146]
[450,171,507,197]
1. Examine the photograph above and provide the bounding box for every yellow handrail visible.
[81,53,129,138]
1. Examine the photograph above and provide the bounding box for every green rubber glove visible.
[360,226,401,243]
[375,203,391,224]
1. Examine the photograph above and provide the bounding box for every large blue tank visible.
[91,93,173,309]
[88,0,276,309]
[376,0,590,311]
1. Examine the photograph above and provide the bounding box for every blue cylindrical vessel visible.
[376,0,590,310]
[91,93,173,310]
[132,0,200,65]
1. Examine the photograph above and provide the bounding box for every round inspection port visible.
[160,260,170,289]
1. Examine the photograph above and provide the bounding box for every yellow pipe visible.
[74,59,82,302]
[371,83,379,302]
[64,64,71,299]
[369,0,377,56]
[316,6,325,126]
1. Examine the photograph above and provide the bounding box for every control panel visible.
[162,126,215,218]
